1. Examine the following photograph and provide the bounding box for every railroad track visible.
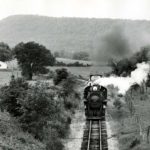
[81,119,108,150]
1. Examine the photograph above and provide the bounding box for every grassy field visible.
[0,70,21,86]
[6,58,93,69]
[0,59,111,85]
[50,66,111,78]
[0,66,111,86]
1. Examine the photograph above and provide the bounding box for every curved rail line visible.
[81,119,108,150]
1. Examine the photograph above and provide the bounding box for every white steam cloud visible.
[93,62,150,94]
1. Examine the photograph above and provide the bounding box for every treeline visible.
[55,60,92,67]
[0,42,90,63]
[0,41,91,80]
[109,46,150,76]
[0,68,81,150]
[54,50,90,60]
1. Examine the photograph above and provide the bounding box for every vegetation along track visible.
[81,118,108,150]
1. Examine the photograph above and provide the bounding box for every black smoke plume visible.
[94,26,132,62]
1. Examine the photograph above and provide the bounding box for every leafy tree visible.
[54,51,60,57]
[0,42,12,62]
[108,58,118,75]
[73,51,89,60]
[13,42,55,80]
[109,47,150,76]
[132,46,150,63]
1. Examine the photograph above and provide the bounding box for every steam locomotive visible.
[84,75,107,120]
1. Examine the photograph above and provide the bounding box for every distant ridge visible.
[0,15,150,56]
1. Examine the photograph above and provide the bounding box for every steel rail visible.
[99,120,102,150]
[87,120,92,150]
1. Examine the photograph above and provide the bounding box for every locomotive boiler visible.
[84,75,107,120]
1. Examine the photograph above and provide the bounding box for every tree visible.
[109,47,150,76]
[133,46,150,63]
[0,42,12,62]
[54,51,60,57]
[13,42,55,80]
[73,51,89,60]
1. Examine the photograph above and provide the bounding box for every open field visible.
[50,66,111,78]
[0,70,21,86]
[1,59,111,84]
[0,65,111,85]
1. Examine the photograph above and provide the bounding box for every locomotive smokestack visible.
[93,62,150,95]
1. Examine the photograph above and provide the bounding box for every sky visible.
[0,0,150,20]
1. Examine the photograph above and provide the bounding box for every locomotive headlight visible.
[93,86,98,91]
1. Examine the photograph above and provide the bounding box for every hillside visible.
[0,15,117,51]
[1,15,150,60]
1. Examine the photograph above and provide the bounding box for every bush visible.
[45,129,64,150]
[47,70,55,79]
[0,75,81,148]
[58,75,81,111]
[113,98,122,110]
[0,77,29,116]
[53,68,69,85]
[18,83,60,140]
[0,78,61,140]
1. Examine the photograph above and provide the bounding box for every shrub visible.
[0,77,29,116]
[0,75,81,148]
[113,98,122,110]
[47,70,55,79]
[0,79,61,140]
[45,129,64,150]
[58,75,80,109]
[18,83,59,140]
[53,68,69,85]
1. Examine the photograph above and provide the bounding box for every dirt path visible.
[63,108,85,150]
[106,98,119,150]
[106,119,119,150]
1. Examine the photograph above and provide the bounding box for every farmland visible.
[50,66,111,78]
[0,66,111,85]
[0,58,111,86]
[0,70,21,86]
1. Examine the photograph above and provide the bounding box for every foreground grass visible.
[0,111,44,150]
[107,87,150,150]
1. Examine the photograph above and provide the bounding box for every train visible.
[84,75,107,120]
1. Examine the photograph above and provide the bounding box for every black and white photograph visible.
[0,0,150,150]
